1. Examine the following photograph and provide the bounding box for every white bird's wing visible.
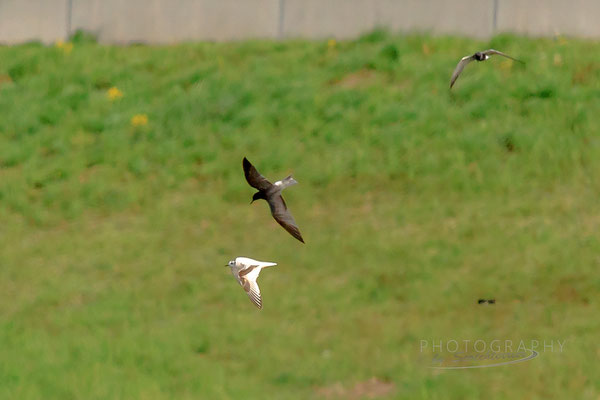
[235,257,259,267]
[450,55,475,88]
[239,265,263,309]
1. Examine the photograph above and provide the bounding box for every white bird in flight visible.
[226,257,277,309]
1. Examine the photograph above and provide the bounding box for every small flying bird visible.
[477,299,496,305]
[450,49,523,88]
[243,157,304,243]
[226,257,277,309]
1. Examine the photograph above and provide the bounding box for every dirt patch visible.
[553,276,590,304]
[572,63,600,85]
[315,377,395,399]
[331,69,379,89]
[0,74,12,85]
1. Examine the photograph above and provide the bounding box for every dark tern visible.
[243,157,305,243]
[450,49,523,88]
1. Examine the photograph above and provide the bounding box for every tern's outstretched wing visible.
[267,195,304,243]
[482,49,523,63]
[450,55,475,88]
[243,157,272,191]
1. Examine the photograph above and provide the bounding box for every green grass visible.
[0,30,599,399]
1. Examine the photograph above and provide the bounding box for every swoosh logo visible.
[430,350,539,370]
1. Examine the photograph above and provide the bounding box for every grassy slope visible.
[0,31,599,399]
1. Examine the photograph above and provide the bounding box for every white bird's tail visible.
[261,262,277,268]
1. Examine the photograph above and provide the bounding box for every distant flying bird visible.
[450,49,523,88]
[243,157,304,243]
[227,257,277,309]
[477,299,496,305]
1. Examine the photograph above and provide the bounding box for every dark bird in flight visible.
[243,157,304,243]
[450,49,524,88]
[477,299,496,305]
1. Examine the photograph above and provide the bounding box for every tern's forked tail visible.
[275,175,298,190]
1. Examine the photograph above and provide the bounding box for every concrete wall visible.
[281,0,496,39]
[0,0,599,44]
[70,0,280,43]
[0,0,68,44]
[497,0,600,38]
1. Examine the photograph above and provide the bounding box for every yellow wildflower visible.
[131,114,148,127]
[55,40,73,55]
[327,39,337,49]
[107,87,123,100]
